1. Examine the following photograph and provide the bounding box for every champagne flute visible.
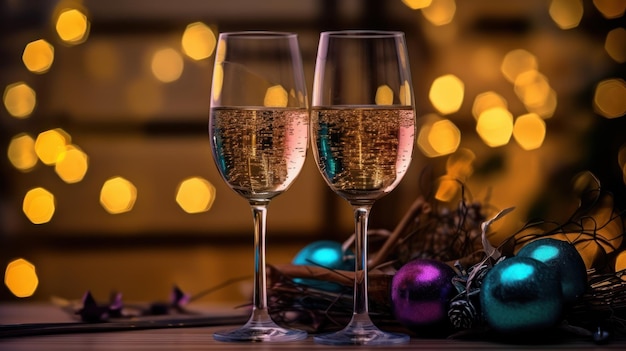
[209,31,308,342]
[310,30,415,345]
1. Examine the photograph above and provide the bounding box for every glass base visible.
[313,322,409,345]
[213,319,307,342]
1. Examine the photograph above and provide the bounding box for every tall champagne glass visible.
[310,30,415,345]
[209,31,308,342]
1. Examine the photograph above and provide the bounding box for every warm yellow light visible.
[429,74,464,115]
[446,148,475,180]
[23,187,55,224]
[549,0,583,30]
[428,119,460,156]
[375,85,394,105]
[151,48,184,83]
[594,78,626,119]
[593,0,626,19]
[4,259,39,298]
[8,133,38,172]
[3,82,36,118]
[22,39,54,74]
[181,22,216,60]
[514,70,551,109]
[501,49,538,84]
[34,128,71,165]
[176,177,216,214]
[55,145,89,183]
[472,91,507,120]
[100,177,137,214]
[264,84,288,107]
[421,0,456,26]
[402,0,433,10]
[605,28,626,64]
[528,88,558,119]
[416,114,443,158]
[513,113,546,150]
[435,176,460,202]
[476,107,513,147]
[55,8,90,44]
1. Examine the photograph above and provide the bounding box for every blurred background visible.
[1,0,625,305]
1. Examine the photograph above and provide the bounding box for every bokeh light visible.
[417,113,443,157]
[593,0,626,19]
[181,22,216,61]
[514,70,552,110]
[22,39,55,74]
[151,47,184,83]
[176,177,216,214]
[264,84,288,107]
[3,82,37,118]
[8,133,38,172]
[549,0,584,30]
[55,8,90,44]
[100,176,137,214]
[23,187,56,224]
[513,113,546,150]
[472,91,508,120]
[402,0,432,10]
[421,0,457,26]
[34,128,71,165]
[594,78,626,119]
[4,259,39,298]
[375,85,394,105]
[429,74,464,115]
[476,107,514,147]
[54,145,89,183]
[446,148,475,180]
[605,28,626,64]
[428,119,461,156]
[501,49,538,84]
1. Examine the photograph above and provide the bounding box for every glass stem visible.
[250,201,270,319]
[352,203,373,319]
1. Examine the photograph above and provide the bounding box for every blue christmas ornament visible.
[481,256,564,333]
[292,240,354,291]
[390,258,457,333]
[516,238,587,303]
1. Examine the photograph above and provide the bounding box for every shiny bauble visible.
[292,240,354,291]
[391,258,457,333]
[516,238,587,303]
[481,256,564,333]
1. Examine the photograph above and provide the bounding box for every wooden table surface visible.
[1,303,624,350]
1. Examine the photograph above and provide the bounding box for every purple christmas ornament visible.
[391,258,457,333]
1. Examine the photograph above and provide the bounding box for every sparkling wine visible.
[210,107,308,200]
[311,106,415,202]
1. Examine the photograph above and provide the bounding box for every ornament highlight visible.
[481,256,564,333]
[516,238,587,303]
[391,258,457,332]
[292,240,354,291]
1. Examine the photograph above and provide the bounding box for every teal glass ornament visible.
[292,240,354,291]
[480,256,564,333]
[516,238,587,303]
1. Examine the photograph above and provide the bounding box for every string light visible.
[181,22,217,61]
[23,187,56,224]
[4,259,39,298]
